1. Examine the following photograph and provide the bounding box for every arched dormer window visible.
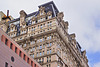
[31,16,36,24]
[47,11,52,19]
[10,24,15,32]
[21,22,26,28]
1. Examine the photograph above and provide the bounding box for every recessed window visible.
[11,56,14,62]
[31,61,33,66]
[27,58,29,63]
[19,51,22,57]
[5,62,8,67]
[23,54,26,60]
[5,38,8,45]
[10,43,13,49]
[15,47,17,53]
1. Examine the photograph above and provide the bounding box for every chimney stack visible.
[7,10,9,17]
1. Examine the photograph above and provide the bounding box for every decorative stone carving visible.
[57,12,64,22]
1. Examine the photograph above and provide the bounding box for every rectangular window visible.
[27,58,29,63]
[50,43,52,46]
[49,64,51,67]
[42,58,44,63]
[5,62,8,67]
[33,54,34,58]
[50,49,51,54]
[5,38,8,45]
[33,47,35,51]
[35,64,36,67]
[40,52,42,56]
[43,51,44,55]
[31,61,33,66]
[10,43,13,49]
[34,27,35,31]
[15,47,17,53]
[23,54,26,60]
[37,52,38,57]
[19,51,21,57]
[40,45,42,49]
[47,50,49,54]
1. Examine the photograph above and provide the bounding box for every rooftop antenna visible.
[7,10,9,17]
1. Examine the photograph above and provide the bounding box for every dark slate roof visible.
[7,1,59,36]
[39,1,59,17]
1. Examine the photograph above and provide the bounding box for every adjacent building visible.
[0,1,89,67]
[0,28,42,67]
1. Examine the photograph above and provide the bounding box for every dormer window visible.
[32,21,35,24]
[11,28,13,32]
[48,15,52,19]
[40,12,43,16]
[23,25,25,28]
[43,18,45,21]
[24,43,26,47]
[38,19,40,22]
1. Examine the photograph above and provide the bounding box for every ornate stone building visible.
[0,1,89,67]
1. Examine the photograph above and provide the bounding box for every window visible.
[5,62,8,67]
[24,43,26,47]
[48,15,52,19]
[47,50,49,54]
[50,22,52,26]
[30,48,32,52]
[57,65,60,67]
[43,18,45,21]
[50,43,52,46]
[34,27,35,31]
[43,51,44,55]
[47,43,49,47]
[19,51,21,57]
[39,58,41,63]
[50,49,52,54]
[33,54,34,58]
[37,52,38,57]
[40,25,42,29]
[49,64,51,67]
[35,64,36,67]
[43,44,45,48]
[47,65,48,67]
[42,58,44,63]
[27,58,29,63]
[47,22,49,27]
[49,56,51,62]
[47,37,49,40]
[31,61,33,66]
[40,45,42,49]
[32,27,33,31]
[40,39,42,42]
[43,37,45,41]
[47,57,48,62]
[37,46,39,49]
[33,47,35,51]
[15,47,17,53]
[40,52,42,56]
[10,43,13,49]
[23,54,26,60]
[32,21,35,24]
[50,36,52,39]
[5,38,8,45]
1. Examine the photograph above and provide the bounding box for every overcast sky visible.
[0,0,100,67]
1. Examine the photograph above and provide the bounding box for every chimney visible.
[7,10,9,17]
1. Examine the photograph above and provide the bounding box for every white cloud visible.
[94,62,100,67]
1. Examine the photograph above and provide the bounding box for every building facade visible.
[0,1,89,67]
[0,29,42,67]
[0,11,13,32]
